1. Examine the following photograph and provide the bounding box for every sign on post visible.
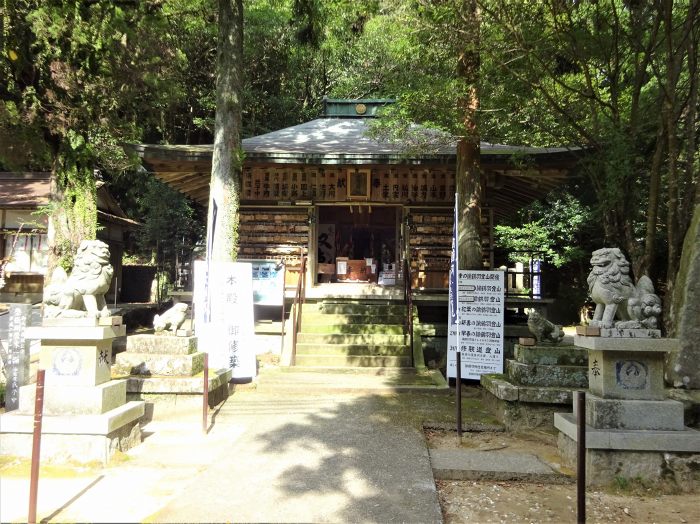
[447,270,505,379]
[245,260,285,306]
[194,261,256,379]
[5,303,32,411]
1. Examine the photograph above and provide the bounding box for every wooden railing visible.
[404,258,414,367]
[290,256,307,366]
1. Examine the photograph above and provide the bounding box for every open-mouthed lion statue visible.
[43,240,114,318]
[587,247,661,329]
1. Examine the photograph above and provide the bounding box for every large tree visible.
[476,0,699,329]
[206,0,244,262]
[1,0,187,271]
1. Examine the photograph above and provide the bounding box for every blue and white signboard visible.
[447,270,505,379]
[194,261,256,379]
[246,260,285,306]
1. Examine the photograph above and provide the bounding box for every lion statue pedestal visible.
[0,240,145,465]
[553,247,700,488]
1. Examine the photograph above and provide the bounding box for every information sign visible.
[243,260,285,306]
[447,270,505,379]
[5,303,32,411]
[194,261,256,379]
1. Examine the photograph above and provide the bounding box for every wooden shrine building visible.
[130,99,580,294]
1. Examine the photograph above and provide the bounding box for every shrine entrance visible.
[314,204,402,285]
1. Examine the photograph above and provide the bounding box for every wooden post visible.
[202,353,209,434]
[28,369,46,524]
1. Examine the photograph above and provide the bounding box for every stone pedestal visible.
[481,343,588,430]
[555,333,700,488]
[0,317,145,465]
[113,334,232,421]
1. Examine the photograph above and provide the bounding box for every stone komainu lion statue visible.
[43,240,114,318]
[527,310,565,344]
[587,247,662,329]
[153,303,188,333]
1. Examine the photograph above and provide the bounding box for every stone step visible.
[295,343,411,357]
[300,312,406,325]
[305,302,407,315]
[514,344,588,366]
[296,332,407,345]
[126,334,198,355]
[280,366,418,376]
[293,354,412,368]
[506,359,588,389]
[299,323,405,335]
[113,351,204,377]
[255,368,447,393]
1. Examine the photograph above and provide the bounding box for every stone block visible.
[518,337,536,346]
[176,329,193,337]
[126,334,198,355]
[26,324,126,340]
[575,335,678,352]
[507,360,588,388]
[113,351,204,377]
[599,328,661,338]
[480,374,518,401]
[125,368,232,394]
[0,400,145,435]
[514,344,588,366]
[0,415,142,465]
[554,413,700,452]
[557,431,700,488]
[576,326,600,336]
[41,316,123,327]
[99,315,123,326]
[518,386,577,404]
[18,380,127,416]
[583,393,685,431]
[588,349,666,400]
[39,339,113,386]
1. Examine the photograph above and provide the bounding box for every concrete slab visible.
[430,449,569,483]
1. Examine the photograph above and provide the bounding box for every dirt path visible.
[427,428,699,524]
[438,480,699,523]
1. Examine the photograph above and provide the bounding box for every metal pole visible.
[28,369,46,524]
[456,352,462,439]
[576,391,586,524]
[202,353,209,434]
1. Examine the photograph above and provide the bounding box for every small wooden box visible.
[318,263,335,275]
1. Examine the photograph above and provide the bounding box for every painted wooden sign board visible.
[447,270,505,379]
[194,261,256,379]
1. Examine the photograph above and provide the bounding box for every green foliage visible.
[495,190,592,268]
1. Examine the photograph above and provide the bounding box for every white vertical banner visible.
[194,260,257,379]
[447,270,505,379]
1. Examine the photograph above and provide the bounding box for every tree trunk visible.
[206,0,243,263]
[456,1,482,270]
[457,137,483,269]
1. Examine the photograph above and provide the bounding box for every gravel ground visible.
[427,428,700,524]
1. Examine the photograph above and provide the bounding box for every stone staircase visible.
[294,300,412,368]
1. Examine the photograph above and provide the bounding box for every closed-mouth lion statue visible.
[43,239,114,318]
[587,247,661,329]
[153,303,189,333]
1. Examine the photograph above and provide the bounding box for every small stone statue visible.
[527,310,564,345]
[43,240,114,318]
[153,303,188,333]
[587,247,662,329]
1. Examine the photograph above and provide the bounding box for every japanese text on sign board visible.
[447,270,505,380]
